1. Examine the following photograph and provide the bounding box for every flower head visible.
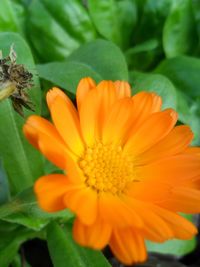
[24,78,200,265]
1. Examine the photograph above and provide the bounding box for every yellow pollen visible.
[79,143,135,194]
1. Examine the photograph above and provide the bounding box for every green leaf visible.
[47,222,111,267]
[192,0,200,49]
[37,61,102,95]
[26,0,96,62]
[176,90,200,145]
[129,71,177,110]
[163,0,198,57]
[146,215,196,256]
[0,221,36,267]
[0,159,10,204]
[0,187,73,231]
[0,0,21,32]
[155,57,200,144]
[69,39,129,81]
[155,56,200,97]
[134,0,172,43]
[88,0,121,46]
[0,32,44,194]
[116,0,138,49]
[125,39,161,71]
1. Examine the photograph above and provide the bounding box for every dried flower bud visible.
[0,45,34,116]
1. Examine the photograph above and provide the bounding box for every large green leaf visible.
[155,56,200,98]
[0,0,21,32]
[0,159,10,204]
[133,0,172,43]
[125,39,161,71]
[87,0,121,46]
[148,18,200,144]
[47,222,111,267]
[37,61,102,95]
[0,187,73,231]
[163,0,198,58]
[129,71,177,110]
[0,32,44,194]
[38,40,129,95]
[116,0,137,49]
[26,0,96,62]
[69,39,129,81]
[192,0,200,51]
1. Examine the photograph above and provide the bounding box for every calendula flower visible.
[24,78,200,265]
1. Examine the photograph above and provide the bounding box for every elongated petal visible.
[96,81,118,135]
[64,186,98,225]
[80,81,118,144]
[73,218,111,249]
[124,109,177,155]
[47,88,84,156]
[79,88,100,146]
[114,81,131,98]
[76,77,96,111]
[129,92,162,132]
[185,147,200,155]
[34,174,69,212]
[150,205,197,240]
[150,92,162,112]
[109,227,147,265]
[159,187,200,213]
[125,197,173,242]
[138,125,193,164]
[102,98,134,145]
[23,115,67,169]
[131,92,153,126]
[98,193,143,228]
[127,180,172,202]
[139,154,200,184]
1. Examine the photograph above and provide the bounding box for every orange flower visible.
[24,78,200,265]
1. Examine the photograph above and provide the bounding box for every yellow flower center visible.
[79,142,135,194]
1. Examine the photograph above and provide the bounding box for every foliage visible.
[0,0,200,266]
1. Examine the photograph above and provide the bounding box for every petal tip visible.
[46,87,66,107]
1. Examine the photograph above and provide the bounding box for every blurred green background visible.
[1,1,200,266]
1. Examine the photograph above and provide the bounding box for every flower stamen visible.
[79,142,135,194]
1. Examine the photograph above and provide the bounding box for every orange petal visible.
[150,92,162,112]
[102,98,134,145]
[73,218,111,249]
[64,186,98,225]
[129,92,162,132]
[150,204,198,240]
[79,88,100,146]
[131,92,153,127]
[125,197,173,242]
[80,80,119,144]
[76,77,96,111]
[34,174,69,212]
[138,125,194,164]
[185,147,200,155]
[98,193,143,228]
[46,87,68,105]
[127,180,172,202]
[159,187,200,213]
[23,115,67,169]
[139,154,200,184]
[46,88,84,156]
[114,81,131,98]
[124,109,177,155]
[109,227,147,265]
[96,81,118,135]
